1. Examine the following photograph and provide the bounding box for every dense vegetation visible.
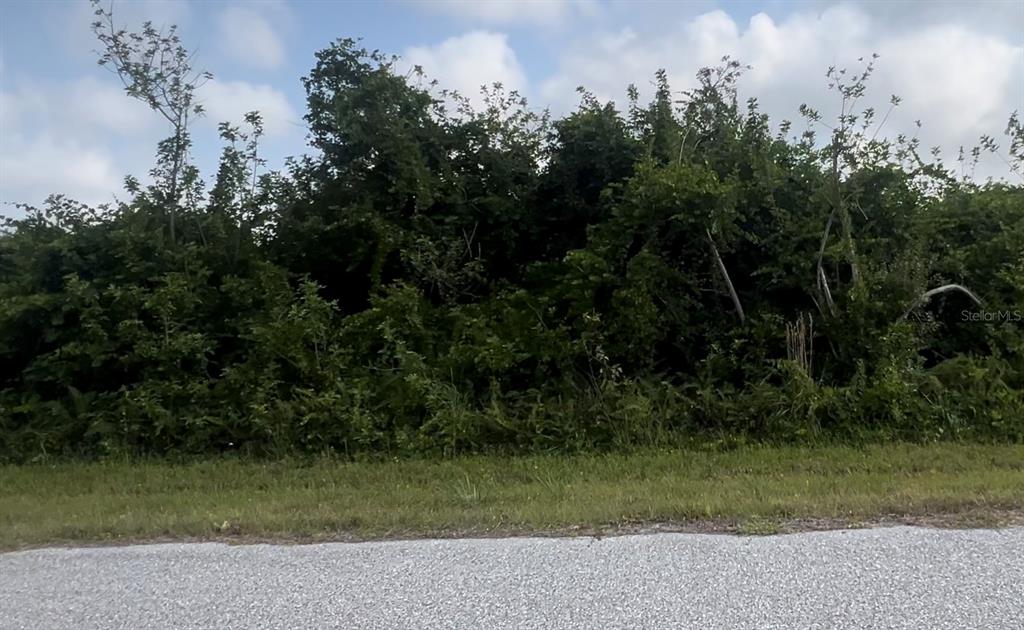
[1,8,1022,461]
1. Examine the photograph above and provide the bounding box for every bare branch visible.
[706,228,745,323]
[817,266,837,316]
[901,284,983,320]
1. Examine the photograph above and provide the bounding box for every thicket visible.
[2,6,1022,460]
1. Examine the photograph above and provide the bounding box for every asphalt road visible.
[2,526,1022,629]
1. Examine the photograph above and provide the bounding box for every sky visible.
[1,0,1022,216]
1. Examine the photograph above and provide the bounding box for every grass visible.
[2,443,1024,550]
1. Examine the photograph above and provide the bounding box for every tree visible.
[90,0,212,243]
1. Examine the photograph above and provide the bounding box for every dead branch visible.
[706,228,745,323]
[901,284,982,320]
[817,266,837,316]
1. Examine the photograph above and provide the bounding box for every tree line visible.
[1,5,1022,460]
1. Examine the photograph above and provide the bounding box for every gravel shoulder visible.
[3,526,1022,630]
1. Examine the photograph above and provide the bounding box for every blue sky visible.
[1,1,1022,214]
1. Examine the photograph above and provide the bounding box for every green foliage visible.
[1,21,1022,462]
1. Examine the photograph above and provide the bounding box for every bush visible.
[2,23,1022,461]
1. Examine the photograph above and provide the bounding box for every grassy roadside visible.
[2,443,1024,550]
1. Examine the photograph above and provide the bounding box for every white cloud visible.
[0,76,299,213]
[0,90,26,132]
[198,80,299,137]
[417,0,597,26]
[218,7,287,69]
[1,0,302,215]
[0,79,160,210]
[539,5,1024,179]
[841,0,1024,40]
[1,78,154,137]
[59,0,194,60]
[69,78,156,134]
[878,27,1021,139]
[0,134,124,209]
[403,31,528,109]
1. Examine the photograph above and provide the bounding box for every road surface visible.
[2,526,1022,629]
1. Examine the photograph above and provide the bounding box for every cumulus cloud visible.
[840,0,1023,40]
[539,5,1024,179]
[416,0,597,26]
[198,79,299,137]
[218,6,287,69]
[59,0,194,59]
[69,79,156,134]
[403,31,528,109]
[0,75,299,212]
[0,79,159,209]
[877,27,1021,139]
[0,134,124,209]
[2,78,154,137]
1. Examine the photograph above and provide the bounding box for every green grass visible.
[2,443,1024,549]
